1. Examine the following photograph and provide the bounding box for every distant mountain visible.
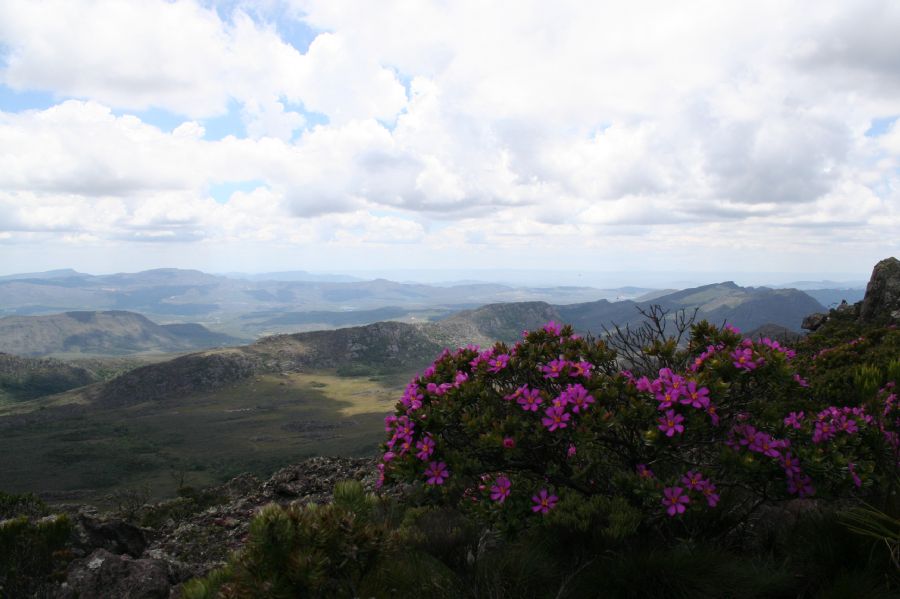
[0,268,87,281]
[0,268,646,333]
[222,270,363,283]
[553,282,822,334]
[0,311,241,356]
[800,289,866,309]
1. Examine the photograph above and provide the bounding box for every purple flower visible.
[517,387,543,411]
[658,410,685,437]
[502,436,516,449]
[656,387,681,410]
[787,473,815,497]
[567,444,577,458]
[681,470,705,491]
[531,489,558,514]
[415,435,435,461]
[636,464,654,479]
[780,452,803,476]
[562,383,595,413]
[749,432,782,458]
[490,477,512,502]
[784,411,805,429]
[488,353,510,373]
[569,361,593,378]
[706,404,720,426]
[662,486,690,516]
[731,348,757,371]
[698,481,720,507]
[848,462,862,488]
[681,381,710,409]
[793,374,809,387]
[542,406,571,431]
[543,321,563,336]
[424,461,449,485]
[541,359,569,379]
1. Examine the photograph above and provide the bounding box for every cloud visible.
[0,0,898,276]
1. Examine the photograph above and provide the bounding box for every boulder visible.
[57,549,188,599]
[802,312,828,331]
[860,257,900,323]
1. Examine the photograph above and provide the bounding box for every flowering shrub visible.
[380,319,898,537]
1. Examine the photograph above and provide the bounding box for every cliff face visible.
[859,257,900,324]
[803,257,900,331]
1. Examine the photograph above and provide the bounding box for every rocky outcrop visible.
[58,549,188,599]
[802,257,899,330]
[860,257,900,323]
[48,456,378,597]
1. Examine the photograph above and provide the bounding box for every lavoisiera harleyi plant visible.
[380,316,899,540]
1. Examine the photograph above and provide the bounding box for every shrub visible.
[379,319,898,543]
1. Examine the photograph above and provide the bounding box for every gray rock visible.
[802,312,828,331]
[58,549,188,599]
[860,257,900,323]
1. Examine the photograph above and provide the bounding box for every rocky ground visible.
[53,456,379,598]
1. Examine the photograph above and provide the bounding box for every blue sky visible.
[0,0,898,284]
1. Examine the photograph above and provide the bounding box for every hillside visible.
[0,311,241,356]
[0,354,95,403]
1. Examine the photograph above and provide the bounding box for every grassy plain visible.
[0,371,407,504]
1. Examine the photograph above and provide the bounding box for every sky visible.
[0,0,898,285]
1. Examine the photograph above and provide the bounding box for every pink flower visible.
[531,489,558,514]
[415,435,435,461]
[681,470,704,491]
[502,437,516,449]
[848,462,862,488]
[681,381,710,409]
[424,461,449,485]
[780,452,803,476]
[731,348,757,371]
[662,486,690,516]
[542,406,571,431]
[543,321,563,336]
[490,477,512,502]
[488,353,510,373]
[656,387,681,409]
[517,387,543,411]
[453,371,469,387]
[658,410,685,437]
[562,383,595,413]
[541,359,569,379]
[784,411,805,429]
[567,444,577,458]
[793,374,809,387]
[698,481,720,507]
[569,361,594,378]
[636,464,654,479]
[706,404,720,426]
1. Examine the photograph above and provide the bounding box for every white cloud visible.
[0,0,898,276]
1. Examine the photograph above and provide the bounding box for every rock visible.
[860,257,900,323]
[76,515,148,558]
[58,549,189,599]
[802,312,828,331]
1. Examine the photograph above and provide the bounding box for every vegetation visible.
[0,492,73,597]
[188,309,900,597]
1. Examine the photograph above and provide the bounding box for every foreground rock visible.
[51,456,378,598]
[802,256,899,330]
[860,257,900,323]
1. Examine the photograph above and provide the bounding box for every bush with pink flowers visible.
[379,318,899,540]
